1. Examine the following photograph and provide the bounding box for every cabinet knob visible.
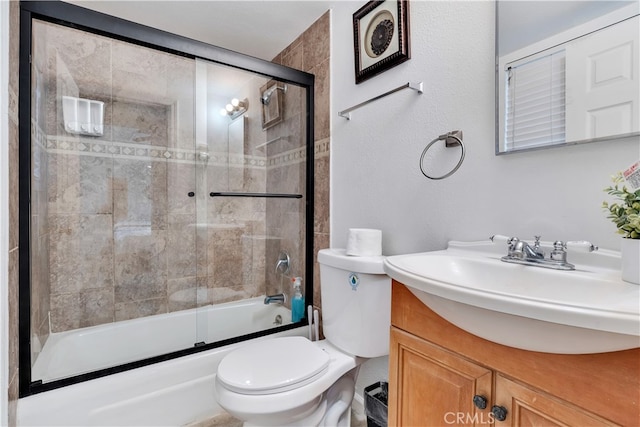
[491,405,508,422]
[472,395,487,409]
[187,192,195,197]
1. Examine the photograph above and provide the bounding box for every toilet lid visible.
[217,336,330,395]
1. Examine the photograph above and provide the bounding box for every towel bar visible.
[338,81,423,120]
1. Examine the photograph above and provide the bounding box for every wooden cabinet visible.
[494,375,616,426]
[389,281,639,427]
[391,328,493,426]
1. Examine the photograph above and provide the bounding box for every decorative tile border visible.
[267,146,306,169]
[315,137,330,159]
[46,134,200,164]
[31,120,47,150]
[31,123,329,169]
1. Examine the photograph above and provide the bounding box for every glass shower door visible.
[28,19,200,383]
[193,58,309,345]
[21,1,314,395]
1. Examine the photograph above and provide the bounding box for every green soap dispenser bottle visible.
[291,277,304,323]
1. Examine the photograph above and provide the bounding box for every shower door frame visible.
[18,0,315,397]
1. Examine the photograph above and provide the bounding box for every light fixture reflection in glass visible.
[221,97,248,120]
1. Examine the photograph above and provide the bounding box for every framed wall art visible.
[353,0,410,84]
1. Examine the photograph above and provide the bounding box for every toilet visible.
[214,248,391,426]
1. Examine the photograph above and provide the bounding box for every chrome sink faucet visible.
[508,236,544,260]
[490,235,598,271]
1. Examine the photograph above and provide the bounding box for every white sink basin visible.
[383,240,640,354]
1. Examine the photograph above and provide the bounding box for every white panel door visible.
[565,16,639,141]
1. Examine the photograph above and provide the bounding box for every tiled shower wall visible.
[271,11,331,310]
[32,20,204,335]
[29,13,331,337]
[32,17,311,336]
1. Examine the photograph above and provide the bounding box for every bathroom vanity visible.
[388,281,640,426]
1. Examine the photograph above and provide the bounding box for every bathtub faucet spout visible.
[264,293,286,305]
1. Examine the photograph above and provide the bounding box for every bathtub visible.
[33,296,292,382]
[19,297,304,426]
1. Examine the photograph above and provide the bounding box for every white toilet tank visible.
[318,248,391,358]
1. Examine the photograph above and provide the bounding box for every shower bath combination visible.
[18,1,315,397]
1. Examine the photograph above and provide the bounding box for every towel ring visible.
[419,132,465,180]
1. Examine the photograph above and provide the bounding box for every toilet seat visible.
[217,336,330,395]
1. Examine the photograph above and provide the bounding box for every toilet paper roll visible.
[346,228,382,257]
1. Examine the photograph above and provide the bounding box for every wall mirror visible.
[496,1,639,154]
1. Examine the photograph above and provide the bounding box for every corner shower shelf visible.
[338,81,423,120]
[255,136,287,150]
[209,192,303,199]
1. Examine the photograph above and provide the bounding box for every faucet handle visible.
[550,241,568,262]
[490,235,510,244]
[533,235,542,248]
[565,241,598,252]
[532,236,544,256]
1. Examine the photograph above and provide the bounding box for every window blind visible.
[504,49,566,151]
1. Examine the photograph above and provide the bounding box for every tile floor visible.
[186,406,369,426]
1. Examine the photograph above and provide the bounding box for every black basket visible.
[364,381,388,427]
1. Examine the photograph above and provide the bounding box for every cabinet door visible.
[494,374,619,426]
[389,327,493,427]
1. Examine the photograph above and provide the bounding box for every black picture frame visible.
[353,0,410,84]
